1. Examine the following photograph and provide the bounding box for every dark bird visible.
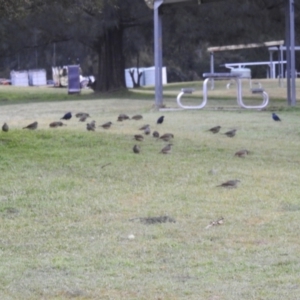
[139,124,150,130]
[100,122,112,129]
[157,116,164,124]
[23,121,38,130]
[159,133,174,142]
[153,131,160,138]
[224,129,237,137]
[208,125,221,134]
[217,179,240,188]
[49,121,66,128]
[272,112,281,121]
[134,134,144,142]
[61,112,72,120]
[234,149,250,157]
[144,126,151,135]
[160,143,172,154]
[86,123,95,131]
[131,115,143,120]
[117,114,130,122]
[133,145,140,154]
[2,122,9,132]
[76,112,90,118]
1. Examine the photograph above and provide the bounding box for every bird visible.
[217,180,240,188]
[61,112,72,120]
[117,114,130,121]
[139,124,150,130]
[76,112,90,118]
[153,131,160,138]
[23,121,38,130]
[79,115,88,122]
[134,134,144,142]
[131,115,143,120]
[272,112,281,121]
[2,122,9,132]
[100,122,112,129]
[157,116,164,124]
[208,125,221,133]
[160,143,172,154]
[159,133,174,142]
[86,123,95,131]
[133,145,140,154]
[224,129,237,137]
[49,121,66,128]
[234,149,250,157]
[144,126,151,135]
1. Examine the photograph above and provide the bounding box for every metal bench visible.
[238,88,269,109]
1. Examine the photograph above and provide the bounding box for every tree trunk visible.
[94,26,126,92]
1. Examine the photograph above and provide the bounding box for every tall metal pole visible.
[154,0,163,108]
[286,0,296,106]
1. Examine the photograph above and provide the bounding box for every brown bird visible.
[23,121,38,130]
[153,131,160,138]
[208,125,221,134]
[234,149,250,157]
[224,129,237,137]
[117,114,130,121]
[139,124,150,130]
[144,126,151,135]
[217,179,240,188]
[86,123,95,131]
[159,133,174,142]
[134,134,144,142]
[49,121,66,128]
[2,122,9,132]
[76,112,90,118]
[160,143,172,154]
[79,115,88,122]
[133,145,140,154]
[100,122,112,129]
[131,114,143,120]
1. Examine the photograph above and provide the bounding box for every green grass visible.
[0,85,300,299]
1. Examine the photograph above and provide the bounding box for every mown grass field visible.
[0,81,300,299]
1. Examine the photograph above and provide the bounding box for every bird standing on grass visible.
[100,122,112,129]
[224,129,237,137]
[86,123,95,131]
[160,144,172,154]
[131,115,143,120]
[217,180,240,188]
[144,126,151,135]
[79,115,88,122]
[61,112,72,120]
[134,134,144,142]
[157,116,164,124]
[272,113,281,121]
[208,126,221,134]
[139,124,150,130]
[49,121,66,128]
[153,131,160,138]
[76,112,90,118]
[234,149,250,157]
[159,133,174,142]
[2,122,9,132]
[117,114,130,121]
[133,145,140,154]
[23,121,38,130]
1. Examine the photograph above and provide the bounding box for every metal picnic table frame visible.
[176,73,269,110]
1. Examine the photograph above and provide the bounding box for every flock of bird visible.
[1,110,282,188]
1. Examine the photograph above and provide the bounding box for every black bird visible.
[208,126,221,134]
[61,112,72,120]
[133,145,140,154]
[157,116,164,124]
[224,129,237,137]
[272,113,281,121]
[23,121,38,130]
[153,131,160,138]
[49,121,66,128]
[2,122,9,132]
[217,180,240,188]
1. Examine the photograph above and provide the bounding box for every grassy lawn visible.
[0,82,300,299]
